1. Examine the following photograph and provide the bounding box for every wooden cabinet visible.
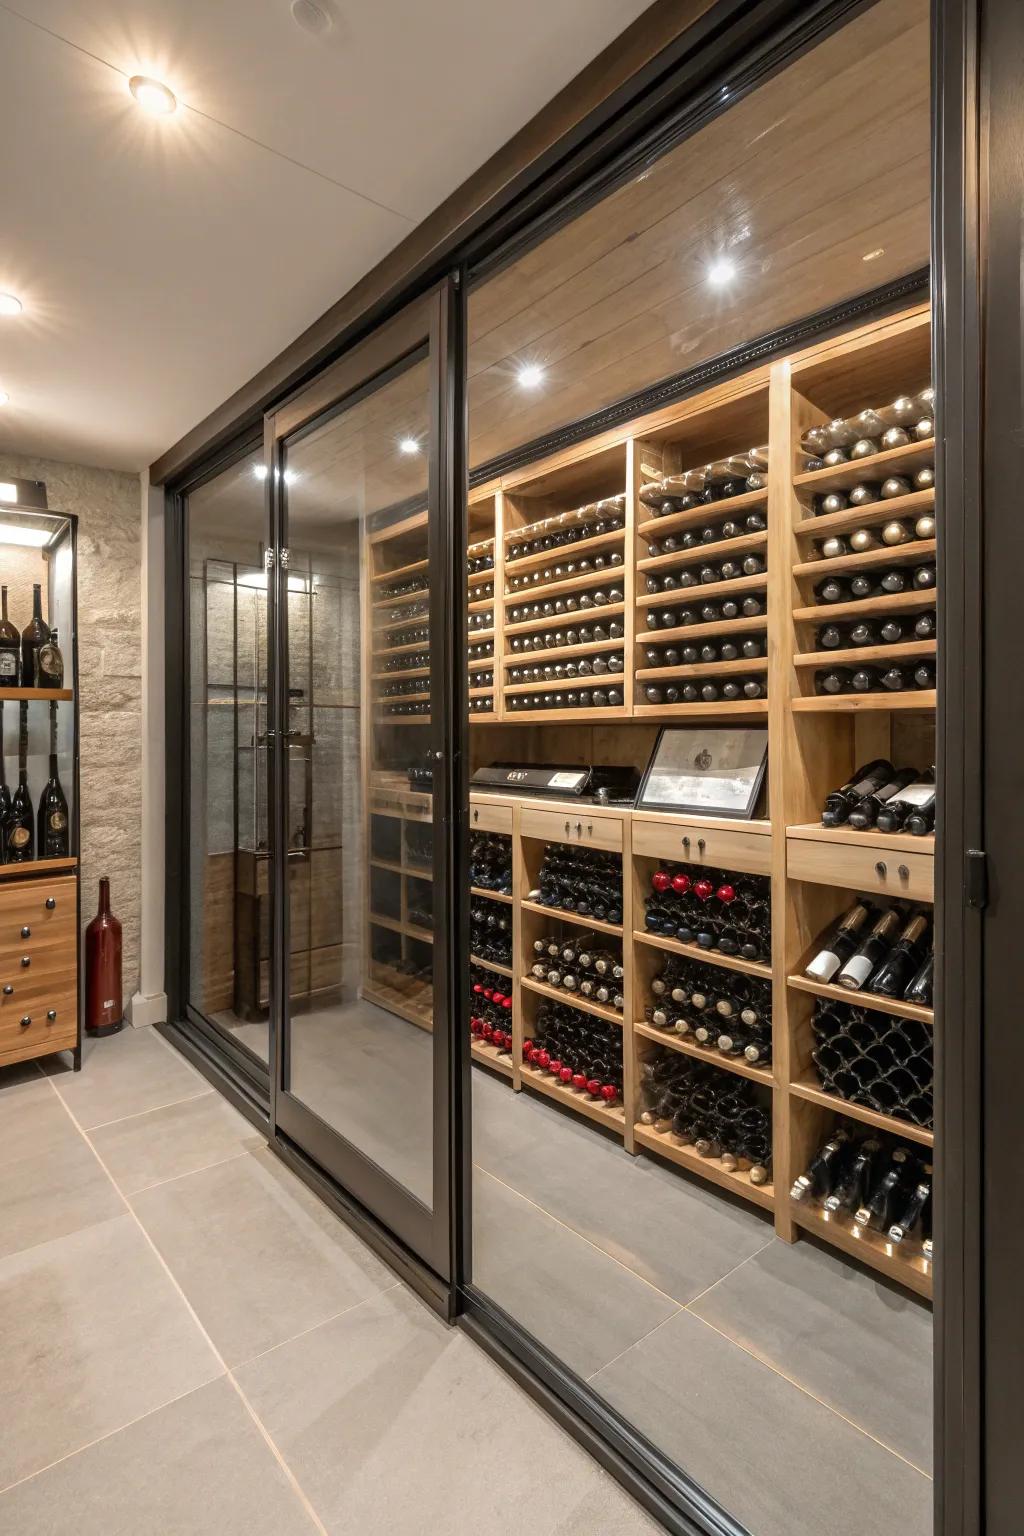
[0,873,78,1066]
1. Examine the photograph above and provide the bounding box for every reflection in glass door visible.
[271,288,455,1277]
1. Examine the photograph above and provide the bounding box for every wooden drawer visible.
[519,805,624,852]
[469,799,514,835]
[0,875,77,959]
[787,834,934,902]
[0,986,77,1061]
[631,817,772,875]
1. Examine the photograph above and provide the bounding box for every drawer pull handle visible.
[564,820,571,834]
[45,898,56,910]
[472,809,479,822]
[574,821,582,835]
[875,861,887,877]
[47,1009,57,1022]
[20,926,30,939]
[20,956,30,968]
[19,1015,30,1028]
[682,835,691,852]
[697,837,706,855]
[898,863,910,880]
[3,985,12,996]
[586,824,593,836]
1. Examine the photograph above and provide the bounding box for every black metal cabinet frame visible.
[155,0,1013,1528]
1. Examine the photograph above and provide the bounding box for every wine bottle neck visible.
[32,585,42,621]
[98,879,111,915]
[1,586,7,622]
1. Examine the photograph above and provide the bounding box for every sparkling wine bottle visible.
[0,586,20,685]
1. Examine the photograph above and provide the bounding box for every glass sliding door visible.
[270,286,459,1279]
[183,443,273,1078]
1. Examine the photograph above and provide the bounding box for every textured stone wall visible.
[0,453,142,989]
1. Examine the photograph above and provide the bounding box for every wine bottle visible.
[4,702,33,862]
[847,767,919,830]
[874,778,935,834]
[85,877,124,1035]
[836,908,902,990]
[37,702,69,858]
[903,951,934,1007]
[821,759,893,827]
[21,584,51,691]
[790,1128,851,1202]
[888,1169,932,1244]
[804,903,871,982]
[869,913,929,996]
[0,705,9,829]
[0,586,20,684]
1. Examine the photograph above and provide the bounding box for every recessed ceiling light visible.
[0,294,22,317]
[398,437,421,456]
[862,247,886,263]
[517,364,545,389]
[129,75,177,115]
[706,257,737,287]
[253,464,269,481]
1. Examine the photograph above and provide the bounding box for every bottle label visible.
[899,784,934,807]
[0,652,16,678]
[805,948,841,982]
[48,810,67,832]
[8,826,29,852]
[35,644,63,685]
[839,954,874,987]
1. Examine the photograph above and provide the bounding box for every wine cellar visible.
[364,303,936,1300]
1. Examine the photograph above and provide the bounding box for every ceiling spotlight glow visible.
[282,468,298,486]
[706,257,737,287]
[862,247,886,263]
[0,521,50,548]
[398,437,421,456]
[517,364,545,390]
[0,294,22,317]
[129,75,177,115]
[253,464,269,481]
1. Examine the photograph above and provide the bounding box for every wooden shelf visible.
[369,857,404,877]
[793,539,935,581]
[368,913,434,944]
[639,531,767,574]
[794,437,935,491]
[786,822,935,855]
[0,688,73,702]
[633,1123,774,1210]
[504,705,629,724]
[787,973,933,1025]
[636,612,766,645]
[790,1076,933,1147]
[371,556,428,585]
[470,954,514,979]
[633,1019,773,1085]
[468,627,496,642]
[505,603,626,636]
[634,699,769,718]
[520,900,622,937]
[520,1062,626,1131]
[634,930,772,979]
[504,564,625,604]
[793,691,936,713]
[635,571,766,609]
[504,672,626,697]
[635,656,767,681]
[468,657,495,672]
[375,713,432,724]
[793,640,936,669]
[373,640,431,658]
[505,635,625,666]
[468,686,494,700]
[0,855,77,880]
[470,885,513,904]
[637,485,768,539]
[372,587,430,612]
[521,974,624,1026]
[789,1201,932,1300]
[363,981,432,1033]
[504,527,625,575]
[794,487,934,539]
[793,588,936,625]
[471,1039,514,1079]
[468,567,495,587]
[371,666,430,681]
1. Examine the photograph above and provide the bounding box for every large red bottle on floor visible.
[85,877,124,1036]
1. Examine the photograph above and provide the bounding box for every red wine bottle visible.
[836,909,902,990]
[804,903,871,982]
[869,913,929,996]
[85,877,124,1035]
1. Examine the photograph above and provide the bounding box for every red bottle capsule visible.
[586,1078,601,1096]
[483,988,494,1001]
[600,1084,618,1103]
[693,878,714,902]
[503,996,512,1010]
[536,1050,550,1068]
[572,1073,587,1089]
[671,871,691,894]
[559,1066,574,1083]
[482,1023,494,1040]
[651,869,671,893]
[523,1039,534,1055]
[471,1018,482,1035]
[716,883,736,903]
[473,982,484,994]
[548,1058,562,1074]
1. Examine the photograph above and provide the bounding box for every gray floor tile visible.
[0,1377,318,1534]
[3,1065,80,1160]
[130,1146,396,1366]
[591,1309,932,1536]
[0,1214,222,1490]
[0,1134,123,1261]
[44,1026,208,1130]
[690,1235,934,1471]
[236,1287,663,1536]
[474,1168,679,1379]
[91,1091,265,1195]
[474,1075,772,1303]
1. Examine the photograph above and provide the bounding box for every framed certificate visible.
[636,727,769,818]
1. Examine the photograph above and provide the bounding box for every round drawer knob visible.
[875,861,887,877]
[697,838,706,854]
[45,898,56,910]
[20,956,30,968]
[19,1015,30,1028]
[898,863,910,880]
[3,985,13,996]
[682,835,691,851]
[20,926,30,939]
[47,1009,57,1022]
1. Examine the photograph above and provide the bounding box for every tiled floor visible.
[0,1028,662,1535]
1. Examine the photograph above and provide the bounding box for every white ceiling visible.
[0,0,651,472]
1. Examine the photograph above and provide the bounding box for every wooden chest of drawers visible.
[0,873,79,1066]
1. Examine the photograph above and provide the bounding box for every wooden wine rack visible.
[362,303,937,1301]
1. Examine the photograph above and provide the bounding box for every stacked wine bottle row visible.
[815,611,934,652]
[821,759,936,837]
[469,831,512,895]
[638,1050,772,1184]
[504,494,626,561]
[468,965,514,1058]
[638,445,769,517]
[791,1129,932,1256]
[523,999,623,1106]
[809,472,935,555]
[642,956,772,1067]
[804,901,933,1006]
[644,864,771,965]
[799,387,934,473]
[470,899,512,969]
[528,931,624,1011]
[811,999,933,1130]
[0,582,66,688]
[0,701,70,864]
[529,844,623,926]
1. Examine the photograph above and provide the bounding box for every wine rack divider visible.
[363,301,937,1295]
